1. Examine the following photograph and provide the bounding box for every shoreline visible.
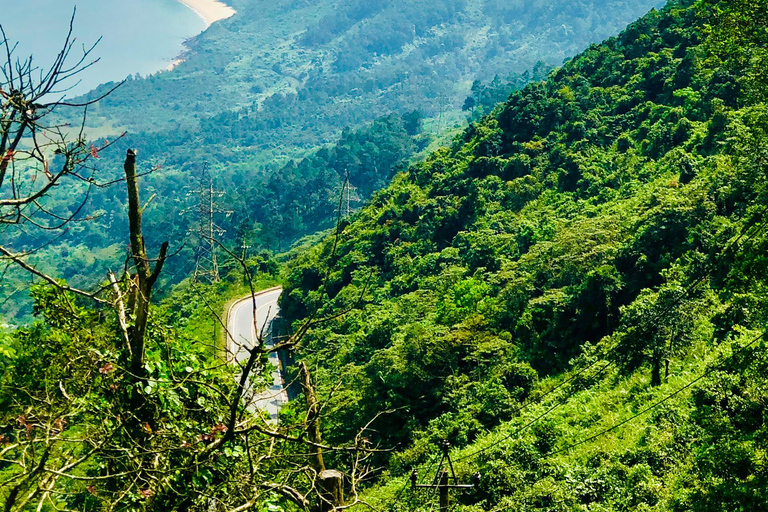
[176,0,236,28]
[165,0,236,70]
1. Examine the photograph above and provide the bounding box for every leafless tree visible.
[0,11,122,300]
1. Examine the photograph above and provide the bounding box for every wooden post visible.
[318,469,344,512]
[439,469,449,512]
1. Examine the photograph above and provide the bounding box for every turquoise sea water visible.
[0,0,205,97]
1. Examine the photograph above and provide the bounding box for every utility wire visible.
[401,200,768,484]
[451,359,616,466]
[490,328,767,512]
[391,479,410,504]
[445,203,768,465]
[528,200,768,410]
[389,201,768,512]
[545,330,766,458]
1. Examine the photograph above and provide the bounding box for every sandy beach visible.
[177,0,236,27]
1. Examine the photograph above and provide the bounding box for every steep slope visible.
[279,0,768,509]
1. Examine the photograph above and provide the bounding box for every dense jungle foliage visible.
[279,0,768,509]
[0,0,666,322]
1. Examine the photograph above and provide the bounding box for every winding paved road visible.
[227,287,288,421]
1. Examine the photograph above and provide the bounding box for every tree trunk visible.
[317,470,344,512]
[299,361,325,473]
[299,362,345,511]
[124,149,168,378]
[651,354,662,387]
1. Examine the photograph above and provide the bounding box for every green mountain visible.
[83,0,663,155]
[72,0,664,243]
[279,0,768,509]
[1,0,669,320]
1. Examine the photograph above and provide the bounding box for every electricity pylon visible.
[185,164,230,283]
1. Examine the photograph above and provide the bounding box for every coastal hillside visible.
[79,0,666,228]
[84,0,663,150]
[1,0,667,319]
[279,0,768,509]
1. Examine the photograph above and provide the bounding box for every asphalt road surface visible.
[227,287,288,421]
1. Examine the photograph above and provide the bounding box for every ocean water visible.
[0,0,205,97]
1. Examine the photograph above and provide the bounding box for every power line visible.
[549,335,766,457]
[446,202,768,465]
[456,205,768,502]
[391,479,410,504]
[452,360,614,466]
[489,328,767,512]
[390,198,768,506]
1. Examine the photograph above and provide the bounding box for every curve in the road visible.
[227,287,288,422]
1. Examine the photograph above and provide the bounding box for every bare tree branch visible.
[0,244,107,303]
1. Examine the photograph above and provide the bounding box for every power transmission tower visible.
[342,171,357,218]
[240,240,251,260]
[411,441,479,512]
[187,164,230,283]
[346,180,352,218]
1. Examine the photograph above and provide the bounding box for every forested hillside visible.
[82,0,663,153]
[279,0,768,509]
